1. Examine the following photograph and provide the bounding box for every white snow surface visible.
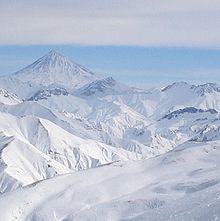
[1,141,220,221]
[13,50,100,90]
[0,51,220,220]
[0,88,21,105]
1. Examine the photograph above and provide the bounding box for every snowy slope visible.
[34,87,220,156]
[0,51,220,160]
[0,76,40,99]
[0,51,219,220]
[96,81,220,120]
[0,140,220,221]
[0,112,139,193]
[12,50,100,89]
[75,77,130,97]
[0,51,219,192]
[0,88,21,105]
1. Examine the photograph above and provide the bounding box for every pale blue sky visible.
[0,46,219,88]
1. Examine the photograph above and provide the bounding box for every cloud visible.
[0,0,220,47]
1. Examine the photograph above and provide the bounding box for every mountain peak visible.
[24,50,76,73]
[161,81,194,92]
[161,81,220,97]
[12,51,100,89]
[76,76,130,96]
[47,50,61,56]
[195,82,220,95]
[44,50,68,62]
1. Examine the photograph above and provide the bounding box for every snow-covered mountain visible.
[0,111,139,193]
[75,77,130,97]
[0,51,101,99]
[0,51,220,220]
[1,140,220,221]
[13,50,100,89]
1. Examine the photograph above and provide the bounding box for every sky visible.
[0,0,220,88]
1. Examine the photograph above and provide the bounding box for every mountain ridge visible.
[11,50,101,90]
[0,50,220,220]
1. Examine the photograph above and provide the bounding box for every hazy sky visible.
[0,0,220,88]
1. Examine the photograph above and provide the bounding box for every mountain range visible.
[0,51,220,220]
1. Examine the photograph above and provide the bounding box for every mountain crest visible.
[39,50,70,67]
[14,50,87,76]
[161,81,220,96]
[195,83,220,95]
[12,50,100,89]
[161,81,195,92]
[76,77,131,96]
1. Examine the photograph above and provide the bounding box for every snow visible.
[12,50,100,90]
[0,141,220,221]
[0,51,219,220]
[0,112,139,193]
[0,88,21,105]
